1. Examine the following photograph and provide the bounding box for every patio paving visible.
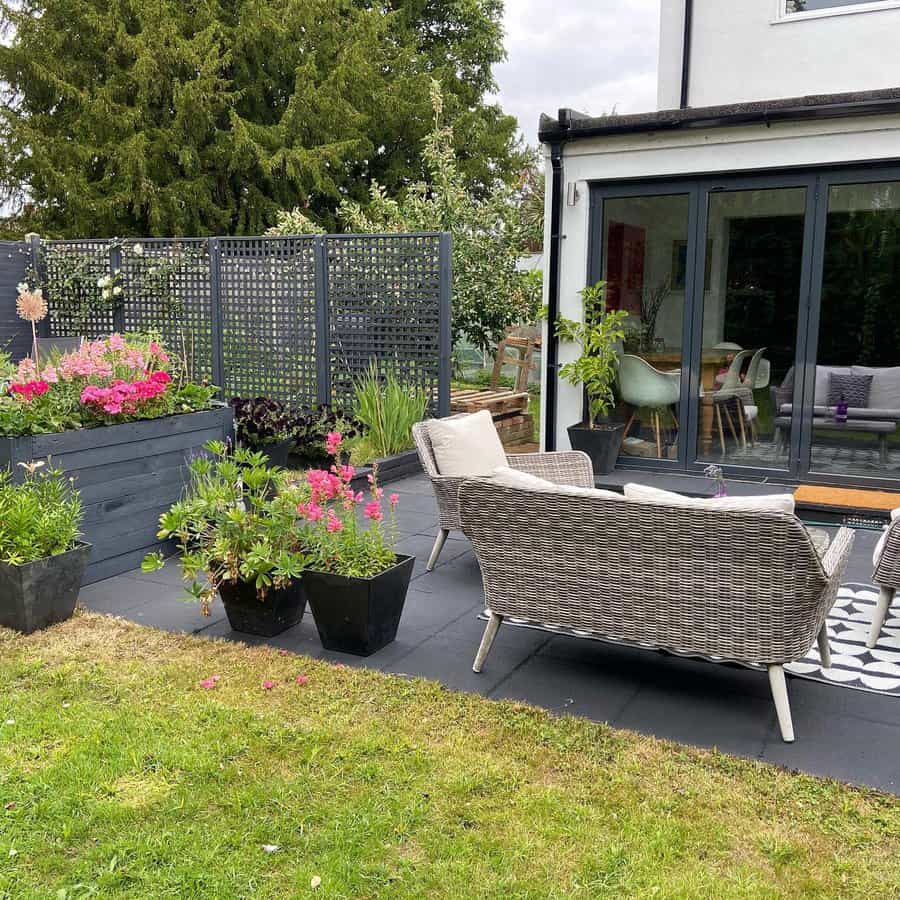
[78,472,900,795]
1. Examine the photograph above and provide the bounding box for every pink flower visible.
[298,501,325,522]
[372,486,384,501]
[42,365,58,384]
[149,341,170,363]
[389,493,399,506]
[325,431,342,456]
[339,464,355,482]
[326,511,343,533]
[278,649,289,657]
[262,680,276,690]
[199,675,221,690]
[363,501,383,521]
[295,675,309,686]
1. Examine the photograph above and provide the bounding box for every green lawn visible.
[1,614,899,899]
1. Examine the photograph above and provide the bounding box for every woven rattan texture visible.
[458,479,855,665]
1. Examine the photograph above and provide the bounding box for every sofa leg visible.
[473,613,502,673]
[817,623,831,669]
[867,586,894,649]
[426,529,449,572]
[768,665,794,743]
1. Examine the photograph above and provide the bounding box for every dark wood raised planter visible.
[349,449,422,491]
[0,542,91,634]
[218,578,307,637]
[305,554,414,656]
[0,406,234,584]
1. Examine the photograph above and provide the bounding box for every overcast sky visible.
[491,0,660,145]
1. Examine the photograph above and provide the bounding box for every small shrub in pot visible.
[142,442,310,636]
[0,462,89,634]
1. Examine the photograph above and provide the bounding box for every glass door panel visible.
[809,181,900,479]
[694,188,806,469]
[601,194,689,462]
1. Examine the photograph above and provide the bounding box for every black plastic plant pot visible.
[0,542,91,635]
[567,422,625,475]
[259,438,295,469]
[218,578,307,637]
[305,554,414,656]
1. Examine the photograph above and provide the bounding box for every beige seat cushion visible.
[428,410,508,476]
[490,466,624,500]
[623,482,796,515]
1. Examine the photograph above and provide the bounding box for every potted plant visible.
[292,404,361,468]
[552,281,629,474]
[297,431,413,656]
[0,462,90,634]
[142,442,309,636]
[230,396,303,468]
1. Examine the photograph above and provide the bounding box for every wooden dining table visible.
[637,349,730,454]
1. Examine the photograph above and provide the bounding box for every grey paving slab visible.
[73,471,900,795]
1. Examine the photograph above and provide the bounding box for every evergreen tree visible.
[0,0,523,237]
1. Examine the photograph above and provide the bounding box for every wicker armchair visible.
[412,417,594,571]
[870,515,900,648]
[458,478,855,742]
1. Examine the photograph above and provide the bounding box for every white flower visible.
[113,285,123,296]
[96,275,111,288]
[132,243,144,256]
[16,281,29,293]
[33,287,43,299]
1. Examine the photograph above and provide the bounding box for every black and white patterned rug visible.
[485,583,900,697]
[784,583,900,695]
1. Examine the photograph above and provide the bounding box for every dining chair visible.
[709,348,753,454]
[618,354,681,457]
[740,348,767,445]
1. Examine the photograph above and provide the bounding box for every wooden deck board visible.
[794,485,900,512]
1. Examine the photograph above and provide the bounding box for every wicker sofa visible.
[411,418,594,570]
[458,478,855,742]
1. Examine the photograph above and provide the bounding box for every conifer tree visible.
[0,0,523,237]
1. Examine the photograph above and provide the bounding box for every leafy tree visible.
[324,81,540,352]
[0,0,524,237]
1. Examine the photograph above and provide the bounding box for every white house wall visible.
[541,112,900,450]
[658,0,900,109]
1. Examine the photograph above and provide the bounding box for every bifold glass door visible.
[806,180,900,480]
[592,169,900,486]
[599,193,691,463]
[691,187,808,473]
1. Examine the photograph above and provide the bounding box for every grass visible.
[2,615,899,899]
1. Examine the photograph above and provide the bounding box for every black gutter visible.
[538,92,900,143]
[680,0,693,109]
[543,140,564,452]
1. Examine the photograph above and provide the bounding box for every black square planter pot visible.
[305,554,415,656]
[0,542,91,634]
[218,578,307,637]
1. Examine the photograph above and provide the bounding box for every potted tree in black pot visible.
[0,462,90,634]
[142,442,310,637]
[552,281,629,475]
[295,431,414,656]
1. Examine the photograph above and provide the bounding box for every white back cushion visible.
[852,366,900,411]
[872,507,900,567]
[428,410,508,476]
[623,482,796,515]
[489,466,624,500]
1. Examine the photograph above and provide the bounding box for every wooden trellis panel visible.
[4,232,451,415]
[326,233,445,410]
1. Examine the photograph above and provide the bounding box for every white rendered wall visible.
[540,113,900,450]
[658,0,900,109]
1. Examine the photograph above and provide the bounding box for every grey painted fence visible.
[0,233,451,414]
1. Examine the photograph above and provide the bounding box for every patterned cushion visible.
[827,372,873,408]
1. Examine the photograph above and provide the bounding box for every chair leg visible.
[817,623,831,668]
[736,400,747,449]
[653,410,662,457]
[722,402,738,444]
[867,586,895,649]
[473,613,503,673]
[623,410,637,439]
[426,528,449,572]
[715,406,726,455]
[768,665,794,743]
